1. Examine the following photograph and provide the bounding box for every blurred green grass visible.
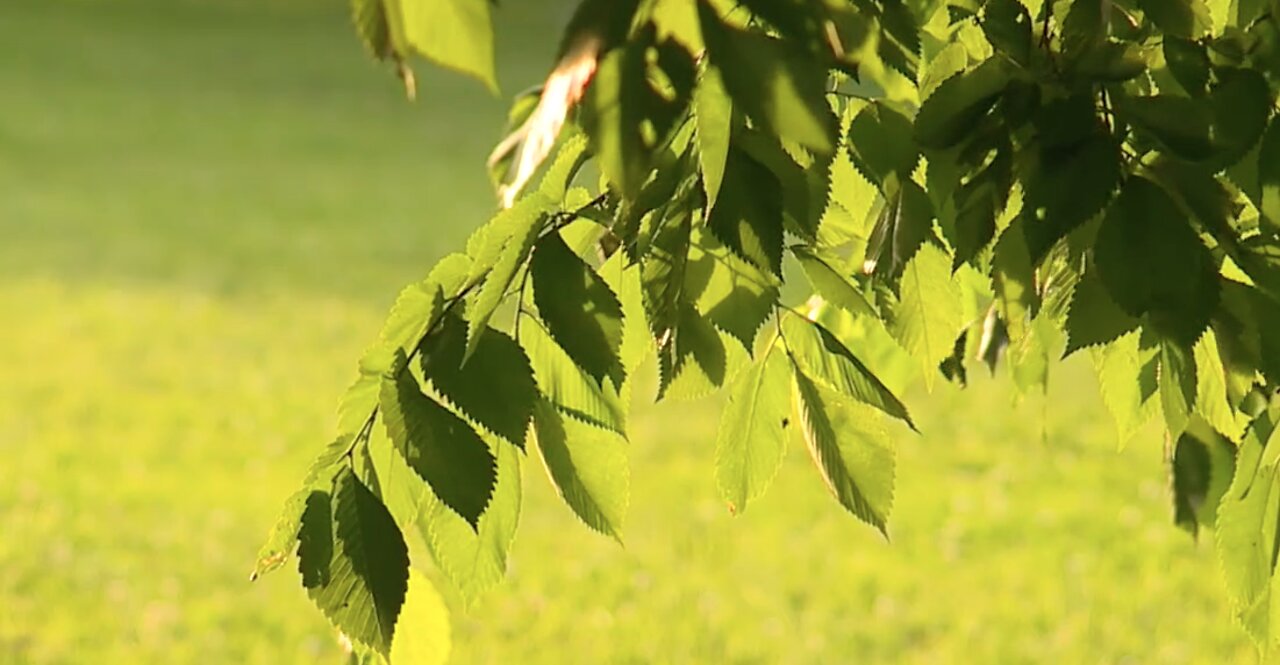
[0,1,1255,663]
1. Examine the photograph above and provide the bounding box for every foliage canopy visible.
[256,0,1280,658]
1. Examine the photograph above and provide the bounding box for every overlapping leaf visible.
[532,233,626,386]
[381,355,497,528]
[299,467,409,657]
[531,398,630,538]
[792,371,896,534]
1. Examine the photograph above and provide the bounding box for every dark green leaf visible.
[381,355,497,528]
[1063,268,1140,356]
[656,304,741,401]
[914,58,1011,150]
[531,398,629,539]
[847,103,920,183]
[420,312,537,450]
[1206,68,1271,169]
[707,146,785,274]
[1163,38,1210,97]
[1116,94,1215,160]
[1021,131,1120,261]
[1070,41,1149,82]
[982,0,1033,66]
[792,370,896,534]
[1172,420,1236,538]
[1094,177,1219,346]
[1258,111,1280,228]
[418,435,521,606]
[531,233,626,386]
[1137,0,1211,39]
[299,467,409,657]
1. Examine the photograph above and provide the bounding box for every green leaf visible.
[951,148,1011,268]
[538,133,590,202]
[1215,407,1280,647]
[299,467,409,657]
[389,569,452,665]
[582,26,695,197]
[792,246,876,318]
[715,346,792,514]
[992,218,1037,342]
[891,243,966,389]
[531,398,629,539]
[396,0,498,91]
[913,58,1011,150]
[1069,40,1149,82]
[418,437,521,606]
[641,209,694,341]
[420,312,537,450]
[1116,94,1214,160]
[351,0,393,60]
[466,192,552,358]
[1063,268,1140,356]
[1194,329,1249,440]
[863,177,935,276]
[519,320,627,434]
[707,146,785,274]
[1260,115,1280,228]
[532,233,626,386]
[694,64,733,211]
[1094,176,1219,346]
[1021,131,1121,261]
[847,103,920,183]
[1163,38,1211,97]
[684,229,780,349]
[253,436,349,581]
[697,0,836,153]
[982,0,1033,66]
[782,312,915,428]
[1159,340,1197,437]
[1172,420,1236,538]
[381,355,497,528]
[1137,0,1211,38]
[792,370,896,534]
[599,251,654,376]
[379,253,472,357]
[1091,332,1159,445]
[657,304,747,401]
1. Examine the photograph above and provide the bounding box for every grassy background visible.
[0,1,1255,662]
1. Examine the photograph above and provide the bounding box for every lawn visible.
[0,1,1255,663]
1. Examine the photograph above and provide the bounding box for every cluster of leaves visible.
[258,0,1280,658]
